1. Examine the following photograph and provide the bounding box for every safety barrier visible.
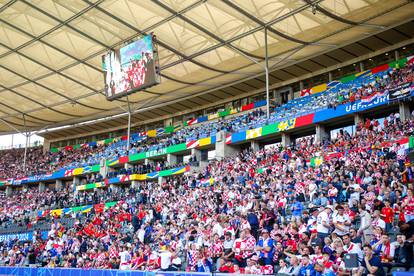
[0,267,238,276]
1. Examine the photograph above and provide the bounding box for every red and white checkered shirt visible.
[108,246,118,259]
[96,252,107,265]
[241,234,256,259]
[261,265,274,275]
[211,240,224,257]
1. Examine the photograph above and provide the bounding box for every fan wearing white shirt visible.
[159,246,173,271]
[119,246,132,270]
[333,205,351,236]
[371,210,386,230]
[317,206,332,239]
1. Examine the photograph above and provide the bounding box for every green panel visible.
[91,164,100,172]
[104,138,113,144]
[165,126,174,133]
[219,109,230,117]
[183,121,188,127]
[389,58,407,69]
[166,143,187,154]
[71,206,82,212]
[105,201,117,208]
[85,183,97,190]
[144,148,168,158]
[340,74,356,83]
[262,123,279,136]
[129,152,146,162]
[159,168,175,177]
[410,136,414,149]
[50,148,59,153]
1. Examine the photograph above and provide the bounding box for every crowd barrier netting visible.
[0,267,221,276]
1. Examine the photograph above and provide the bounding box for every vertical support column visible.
[158,176,164,186]
[315,124,330,144]
[43,139,51,153]
[164,118,173,127]
[5,186,12,197]
[359,62,364,72]
[23,134,28,173]
[100,158,107,179]
[39,182,46,192]
[399,102,411,122]
[167,154,178,166]
[73,176,81,187]
[274,90,281,105]
[191,148,202,162]
[264,27,270,119]
[354,113,364,126]
[126,95,132,154]
[56,179,63,190]
[251,140,261,152]
[215,131,240,160]
[281,133,291,147]
[328,72,333,82]
[394,50,399,61]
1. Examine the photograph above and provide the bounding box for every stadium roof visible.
[0,0,413,139]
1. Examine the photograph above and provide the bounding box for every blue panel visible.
[197,116,208,123]
[108,177,121,184]
[313,94,389,123]
[231,131,247,143]
[254,100,267,108]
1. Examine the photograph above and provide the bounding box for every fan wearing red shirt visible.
[381,200,394,232]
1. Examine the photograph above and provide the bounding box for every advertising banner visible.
[389,82,413,101]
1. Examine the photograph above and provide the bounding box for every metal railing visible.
[0,141,43,151]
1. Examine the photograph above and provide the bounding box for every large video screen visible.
[102,34,160,100]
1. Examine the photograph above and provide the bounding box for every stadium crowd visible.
[0,113,413,275]
[0,61,412,181]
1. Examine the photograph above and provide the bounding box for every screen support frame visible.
[126,94,132,154]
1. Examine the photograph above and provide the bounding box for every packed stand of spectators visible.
[0,147,52,180]
[0,113,413,275]
[0,62,412,180]
[272,62,414,123]
[106,160,191,179]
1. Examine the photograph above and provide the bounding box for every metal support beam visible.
[23,115,28,172]
[265,28,270,119]
[126,95,132,153]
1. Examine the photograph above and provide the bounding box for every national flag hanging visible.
[81,205,93,213]
[360,91,385,103]
[187,118,197,126]
[186,140,199,149]
[147,130,157,137]
[226,135,232,145]
[300,88,312,97]
[64,170,74,177]
[310,157,323,167]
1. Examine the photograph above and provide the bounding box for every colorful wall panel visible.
[76,166,190,191]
